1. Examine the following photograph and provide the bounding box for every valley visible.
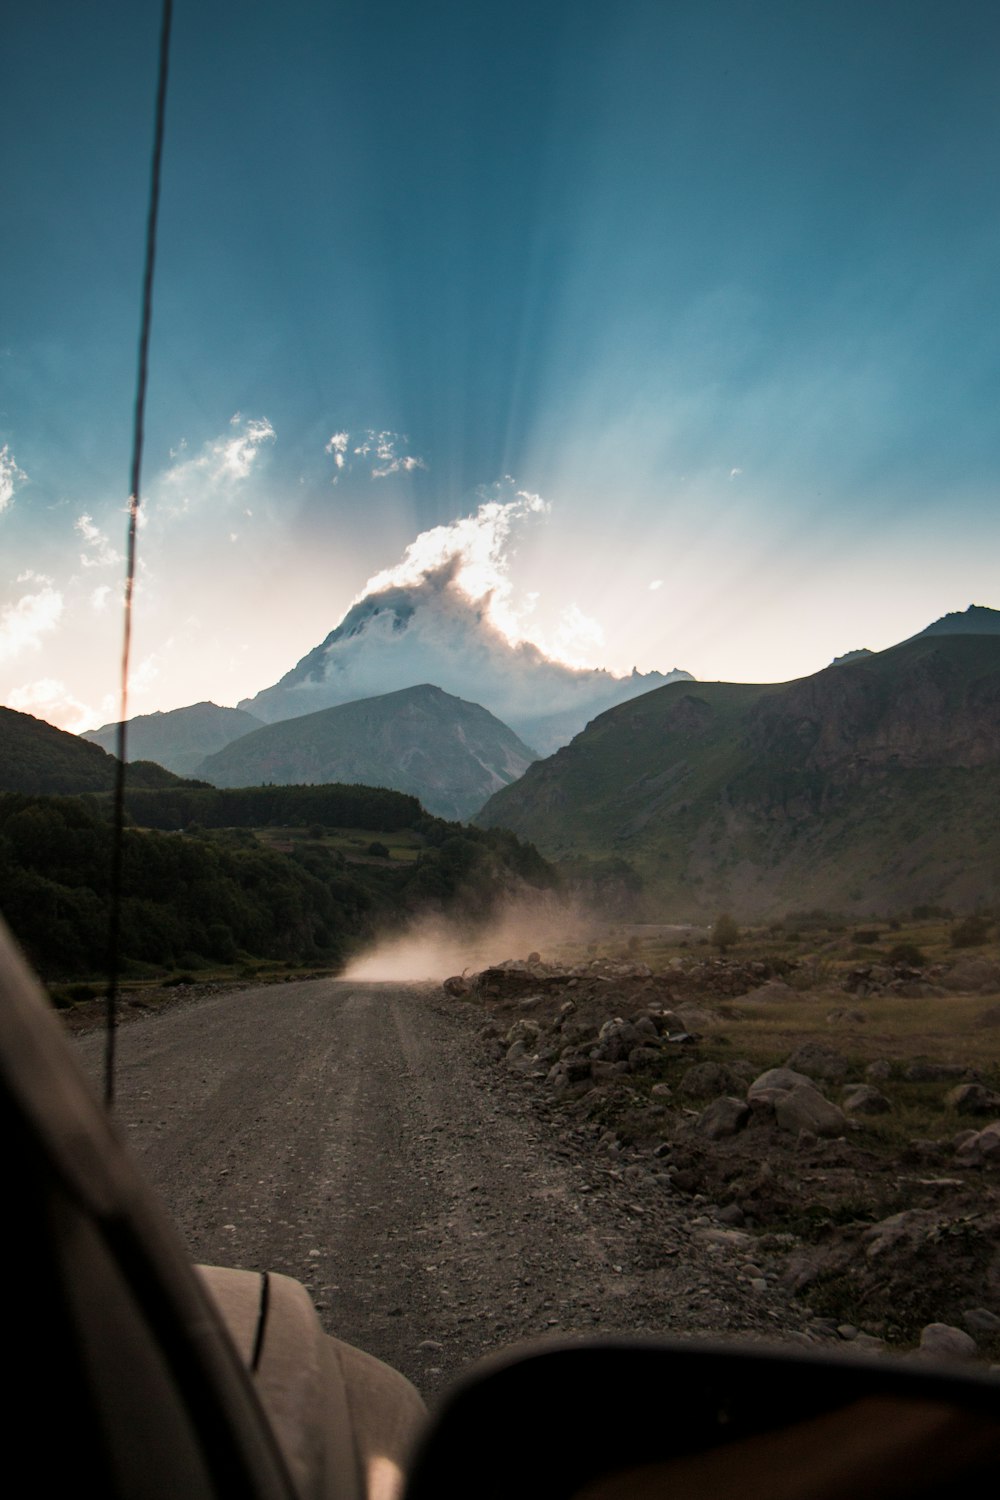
[71,919,1000,1401]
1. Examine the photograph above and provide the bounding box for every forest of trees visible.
[0,791,555,979]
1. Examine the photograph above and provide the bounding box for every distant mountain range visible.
[476,607,1000,918]
[197,684,537,821]
[83,702,263,778]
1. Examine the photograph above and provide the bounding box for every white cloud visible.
[729,467,743,479]
[549,604,606,668]
[131,653,162,696]
[649,578,663,590]
[0,582,63,662]
[370,431,427,478]
[358,482,547,627]
[90,584,112,612]
[0,444,27,514]
[163,414,276,495]
[6,677,104,734]
[326,428,426,482]
[75,513,121,568]
[326,431,349,474]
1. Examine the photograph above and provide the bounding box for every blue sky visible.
[2,0,998,730]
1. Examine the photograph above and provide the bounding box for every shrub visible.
[886,942,925,967]
[951,914,991,948]
[712,913,739,954]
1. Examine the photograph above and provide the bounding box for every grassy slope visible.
[0,706,185,793]
[478,637,1000,919]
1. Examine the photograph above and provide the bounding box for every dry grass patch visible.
[721,991,1000,1073]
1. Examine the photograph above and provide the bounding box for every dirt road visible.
[75,979,807,1402]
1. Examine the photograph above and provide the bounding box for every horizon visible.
[4,2,1000,732]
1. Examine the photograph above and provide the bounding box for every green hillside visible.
[0,706,188,794]
[476,634,1000,919]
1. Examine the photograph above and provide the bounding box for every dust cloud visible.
[342,897,593,982]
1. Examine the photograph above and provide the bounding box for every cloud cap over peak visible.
[242,487,691,751]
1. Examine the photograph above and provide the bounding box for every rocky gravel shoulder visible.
[446,954,1000,1371]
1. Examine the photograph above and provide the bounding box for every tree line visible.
[0,792,556,979]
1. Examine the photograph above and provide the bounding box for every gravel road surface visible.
[75,979,809,1404]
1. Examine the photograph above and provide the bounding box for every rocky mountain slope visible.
[197,683,538,821]
[83,701,264,778]
[476,628,1000,918]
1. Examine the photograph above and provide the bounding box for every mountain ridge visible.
[475,629,1000,918]
[237,570,694,752]
[83,701,264,778]
[197,683,538,821]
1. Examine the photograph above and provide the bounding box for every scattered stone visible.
[442,975,471,997]
[827,1008,867,1024]
[866,1060,893,1082]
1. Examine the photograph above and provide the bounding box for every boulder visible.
[505,1018,542,1048]
[905,1061,971,1083]
[592,1019,644,1062]
[939,957,1000,994]
[774,1083,847,1138]
[679,1061,742,1099]
[918,1323,978,1361]
[945,1082,1000,1115]
[962,1307,1000,1336]
[842,1084,892,1115]
[695,1097,751,1141]
[739,979,797,1004]
[863,1210,940,1262]
[628,1046,663,1073]
[954,1122,1000,1165]
[785,1043,850,1082]
[747,1067,813,1099]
